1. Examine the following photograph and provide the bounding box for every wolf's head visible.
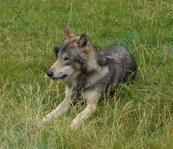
[47,27,96,80]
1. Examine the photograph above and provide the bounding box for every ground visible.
[0,0,173,148]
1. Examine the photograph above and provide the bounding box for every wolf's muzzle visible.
[47,70,69,79]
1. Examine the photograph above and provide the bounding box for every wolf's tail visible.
[124,55,137,82]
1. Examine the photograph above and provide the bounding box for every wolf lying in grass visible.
[41,27,137,129]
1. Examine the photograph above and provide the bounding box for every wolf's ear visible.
[63,27,74,38]
[78,33,89,47]
[54,46,60,57]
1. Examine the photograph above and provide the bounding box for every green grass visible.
[0,0,173,148]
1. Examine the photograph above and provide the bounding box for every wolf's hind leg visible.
[41,86,73,124]
[70,88,101,129]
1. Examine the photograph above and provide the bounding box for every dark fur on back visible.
[99,45,137,84]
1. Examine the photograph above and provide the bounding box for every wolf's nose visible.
[47,71,53,77]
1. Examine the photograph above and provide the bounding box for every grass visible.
[0,0,173,148]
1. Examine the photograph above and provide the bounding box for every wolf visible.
[41,27,137,129]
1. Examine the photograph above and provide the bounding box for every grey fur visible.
[66,45,137,96]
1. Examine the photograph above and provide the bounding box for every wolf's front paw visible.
[70,123,78,129]
[38,119,44,127]
[41,117,46,124]
[39,117,48,127]
[70,120,80,129]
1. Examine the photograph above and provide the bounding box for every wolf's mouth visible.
[52,74,68,80]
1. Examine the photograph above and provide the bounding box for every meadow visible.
[0,0,173,148]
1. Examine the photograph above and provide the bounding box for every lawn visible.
[0,0,173,148]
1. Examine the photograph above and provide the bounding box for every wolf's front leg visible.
[70,88,101,129]
[41,86,73,125]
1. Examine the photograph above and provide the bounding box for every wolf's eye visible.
[63,56,70,61]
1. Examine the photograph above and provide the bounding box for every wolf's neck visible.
[85,49,106,73]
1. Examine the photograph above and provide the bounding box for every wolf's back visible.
[101,45,137,83]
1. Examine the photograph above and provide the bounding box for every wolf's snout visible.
[47,70,53,77]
